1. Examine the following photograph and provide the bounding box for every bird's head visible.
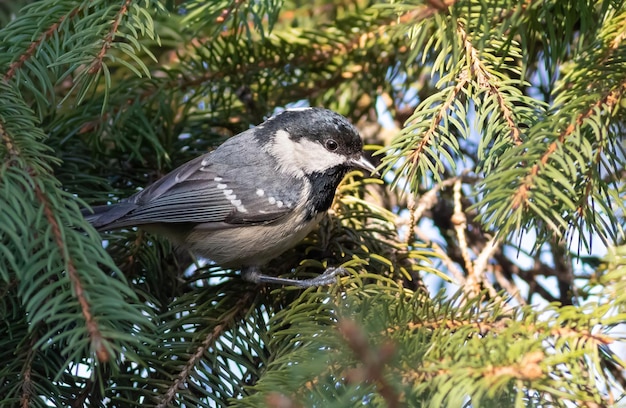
[259,107,376,178]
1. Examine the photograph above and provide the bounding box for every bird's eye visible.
[325,139,338,151]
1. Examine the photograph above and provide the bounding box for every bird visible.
[83,107,376,287]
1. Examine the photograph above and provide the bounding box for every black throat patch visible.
[304,166,350,220]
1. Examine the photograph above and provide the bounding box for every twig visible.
[405,350,544,383]
[472,235,502,300]
[452,178,477,295]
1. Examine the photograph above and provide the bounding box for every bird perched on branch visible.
[83,107,376,287]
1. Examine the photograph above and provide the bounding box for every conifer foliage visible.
[1,0,626,406]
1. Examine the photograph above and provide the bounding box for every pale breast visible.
[185,211,324,268]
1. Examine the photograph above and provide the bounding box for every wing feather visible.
[113,164,295,226]
[93,132,301,228]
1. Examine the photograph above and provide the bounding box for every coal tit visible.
[83,108,376,287]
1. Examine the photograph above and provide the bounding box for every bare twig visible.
[452,179,478,295]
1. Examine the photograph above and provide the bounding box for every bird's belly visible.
[185,213,323,268]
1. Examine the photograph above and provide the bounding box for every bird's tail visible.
[81,203,136,230]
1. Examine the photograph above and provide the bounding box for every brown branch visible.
[404,350,544,384]
[484,350,544,381]
[156,291,255,408]
[452,178,475,282]
[403,175,480,285]
[32,173,109,362]
[0,119,19,159]
[337,319,400,408]
[89,0,133,74]
[20,336,37,408]
[496,254,561,304]
[493,266,526,306]
[3,6,84,82]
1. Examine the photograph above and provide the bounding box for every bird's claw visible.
[242,266,349,288]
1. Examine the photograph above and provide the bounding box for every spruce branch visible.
[511,82,626,212]
[156,291,256,407]
[2,0,625,405]
[458,23,522,146]
[1,80,109,361]
[33,175,109,361]
[2,4,83,82]
[89,0,133,75]
[406,72,467,182]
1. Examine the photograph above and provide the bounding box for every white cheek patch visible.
[269,129,347,177]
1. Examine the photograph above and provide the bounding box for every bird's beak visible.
[350,155,378,176]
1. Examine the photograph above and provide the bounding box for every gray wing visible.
[88,133,301,230]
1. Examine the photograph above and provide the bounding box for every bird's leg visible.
[242,266,348,287]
